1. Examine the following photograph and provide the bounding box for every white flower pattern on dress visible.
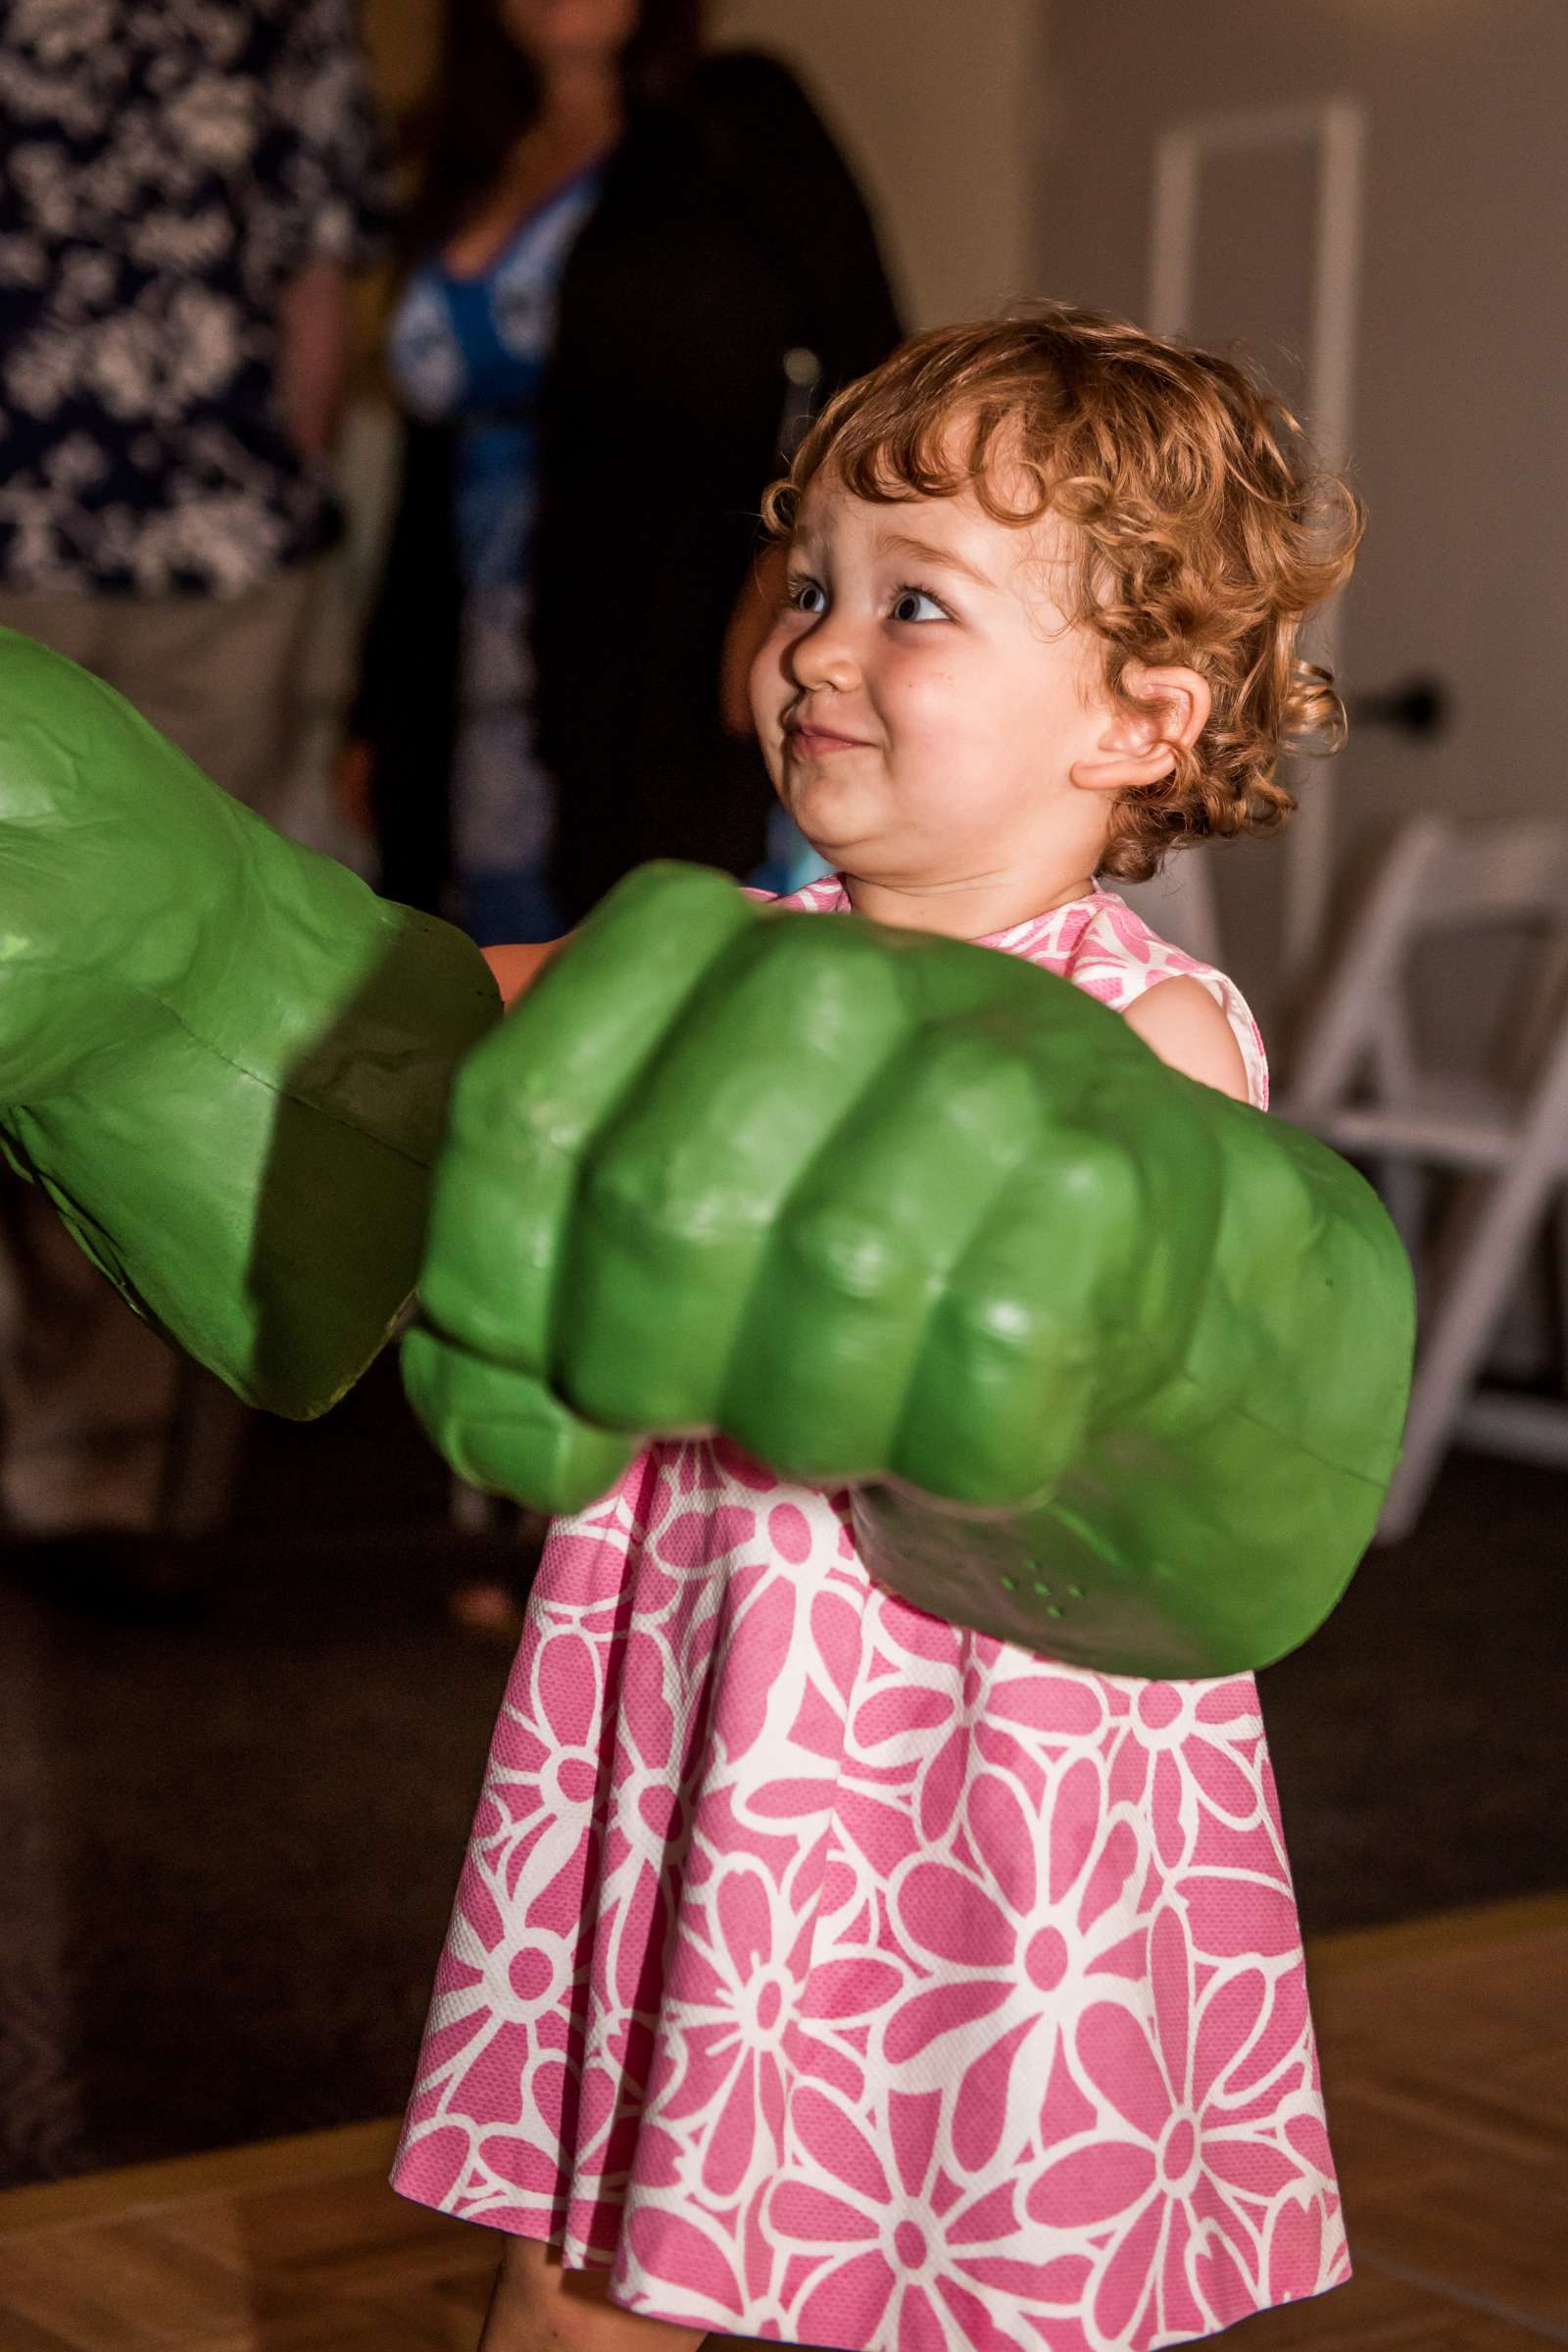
[394,885,1341,2349]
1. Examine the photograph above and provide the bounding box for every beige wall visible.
[359,0,440,115]
[1034,0,1568,1039]
[712,0,1043,328]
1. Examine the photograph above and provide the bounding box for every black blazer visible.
[354,51,902,926]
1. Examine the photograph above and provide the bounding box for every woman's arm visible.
[276,255,353,461]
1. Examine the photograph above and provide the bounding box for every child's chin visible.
[790,779,868,836]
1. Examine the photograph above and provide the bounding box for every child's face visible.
[751,469,1119,900]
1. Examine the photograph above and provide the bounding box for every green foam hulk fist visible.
[405,861,1414,1678]
[0,629,499,1415]
[0,629,1411,1676]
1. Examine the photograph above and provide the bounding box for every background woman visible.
[347,0,901,942]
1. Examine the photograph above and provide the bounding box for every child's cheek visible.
[749,625,795,730]
[887,654,963,755]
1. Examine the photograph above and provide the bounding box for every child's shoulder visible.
[743,876,1267,1106]
[1048,889,1269,1109]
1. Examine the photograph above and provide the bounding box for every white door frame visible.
[1144,97,1366,984]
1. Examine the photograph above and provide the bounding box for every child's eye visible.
[890,585,948,623]
[787,575,827,614]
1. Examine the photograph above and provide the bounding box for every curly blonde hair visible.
[761,304,1362,881]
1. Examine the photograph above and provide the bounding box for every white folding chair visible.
[1282,814,1568,1539]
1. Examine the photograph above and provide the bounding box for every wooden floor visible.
[1,1894,1563,2351]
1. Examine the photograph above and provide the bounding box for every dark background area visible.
[1,1367,1562,2194]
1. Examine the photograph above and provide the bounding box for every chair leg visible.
[158,1359,249,1538]
[1379,1087,1568,1540]
[1376,1155,1429,1261]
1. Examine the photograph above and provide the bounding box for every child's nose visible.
[790,616,862,695]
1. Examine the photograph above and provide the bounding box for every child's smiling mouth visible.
[786,720,873,758]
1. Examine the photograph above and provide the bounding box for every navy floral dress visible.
[0,0,384,599]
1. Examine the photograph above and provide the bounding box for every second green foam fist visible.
[405,862,1412,1676]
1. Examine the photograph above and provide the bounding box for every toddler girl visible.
[394,305,1362,2352]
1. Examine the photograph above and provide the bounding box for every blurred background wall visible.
[711,0,1042,326]
[1034,0,1568,1047]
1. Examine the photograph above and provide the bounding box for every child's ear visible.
[1069,664,1212,792]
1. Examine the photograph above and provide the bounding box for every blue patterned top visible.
[386,168,601,922]
[388,169,601,593]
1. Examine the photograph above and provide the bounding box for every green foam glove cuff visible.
[0,629,501,1416]
[855,1083,1414,1678]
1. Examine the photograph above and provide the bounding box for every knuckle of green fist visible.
[448,1039,574,1157]
[625,858,747,921]
[580,1155,650,1246]
[1049,1126,1143,1242]
[961,1093,1039,1172]
[582,1143,695,1249]
[445,1048,515,1146]
[580,1145,763,1275]
[454,1090,578,1172]
[748,917,910,1041]
[921,1028,1039,1136]
[780,1194,918,1305]
[938,1277,1056,1376]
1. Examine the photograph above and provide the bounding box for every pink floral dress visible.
[393,881,1348,2351]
